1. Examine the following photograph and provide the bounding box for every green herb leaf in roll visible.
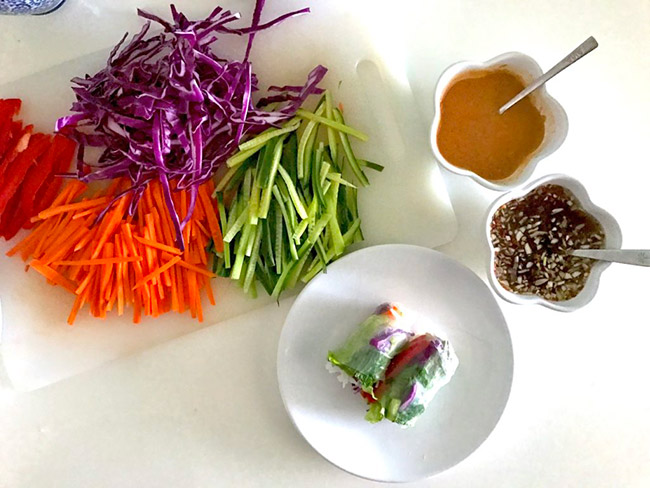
[369,333,459,426]
[327,303,413,393]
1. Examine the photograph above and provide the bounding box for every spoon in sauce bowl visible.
[499,36,598,114]
[570,249,650,267]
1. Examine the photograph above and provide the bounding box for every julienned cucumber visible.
[210,91,383,299]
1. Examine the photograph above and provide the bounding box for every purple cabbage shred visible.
[56,2,326,250]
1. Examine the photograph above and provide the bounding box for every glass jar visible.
[0,0,67,15]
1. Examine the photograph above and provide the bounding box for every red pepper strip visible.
[0,189,22,238]
[0,119,21,174]
[0,133,50,212]
[0,99,21,118]
[18,134,70,230]
[360,390,377,404]
[373,335,433,400]
[384,335,431,380]
[1,191,26,240]
[0,108,19,164]
[0,124,33,184]
[32,136,76,215]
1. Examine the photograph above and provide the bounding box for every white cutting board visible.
[0,0,455,391]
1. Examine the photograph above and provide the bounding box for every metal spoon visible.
[499,36,599,114]
[570,249,650,267]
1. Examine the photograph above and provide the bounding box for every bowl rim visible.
[430,52,569,192]
[484,173,622,312]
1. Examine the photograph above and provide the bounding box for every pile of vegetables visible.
[56,4,325,251]
[1,2,383,325]
[0,98,76,240]
[211,92,382,298]
[8,179,222,324]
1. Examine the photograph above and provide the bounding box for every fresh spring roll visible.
[366,333,459,426]
[328,303,413,393]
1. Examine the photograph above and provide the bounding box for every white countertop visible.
[1,1,650,487]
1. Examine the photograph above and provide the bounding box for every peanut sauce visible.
[437,68,546,182]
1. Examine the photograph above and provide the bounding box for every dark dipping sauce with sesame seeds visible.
[490,184,605,301]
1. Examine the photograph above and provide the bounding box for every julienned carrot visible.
[134,255,181,289]
[29,259,77,293]
[32,196,109,222]
[53,257,143,266]
[9,178,221,324]
[133,235,182,256]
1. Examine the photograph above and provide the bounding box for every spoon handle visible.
[570,249,650,267]
[499,36,598,114]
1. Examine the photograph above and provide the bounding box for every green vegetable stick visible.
[311,142,326,208]
[258,137,285,218]
[309,213,332,245]
[296,108,369,142]
[324,90,338,162]
[301,218,361,283]
[238,117,300,152]
[262,216,275,267]
[272,187,299,261]
[243,223,264,293]
[274,205,284,274]
[226,144,265,168]
[278,179,298,232]
[314,236,329,271]
[301,116,320,188]
[271,239,313,299]
[216,193,231,268]
[223,203,250,243]
[326,180,345,256]
[326,172,356,188]
[292,218,308,243]
[277,165,308,219]
[245,222,257,257]
[231,221,254,280]
[319,161,331,186]
[255,259,275,296]
[297,103,325,179]
[358,159,384,172]
[333,108,369,187]
[248,183,261,226]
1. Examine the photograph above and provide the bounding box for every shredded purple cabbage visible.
[56,2,326,250]
[399,383,417,412]
[369,329,413,353]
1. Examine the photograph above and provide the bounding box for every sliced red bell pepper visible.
[32,136,76,215]
[15,136,63,230]
[372,334,433,400]
[0,124,33,185]
[0,189,22,239]
[384,334,432,381]
[1,192,27,240]
[0,119,22,169]
[0,98,22,119]
[0,99,21,118]
[360,389,377,404]
[0,133,50,213]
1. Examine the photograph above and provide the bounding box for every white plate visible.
[277,244,513,482]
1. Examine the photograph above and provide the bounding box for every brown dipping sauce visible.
[437,68,546,182]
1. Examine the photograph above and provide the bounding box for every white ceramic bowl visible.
[485,174,622,312]
[430,52,569,191]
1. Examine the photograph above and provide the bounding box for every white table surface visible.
[1,1,650,487]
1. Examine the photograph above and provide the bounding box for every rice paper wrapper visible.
[327,303,413,392]
[376,333,459,427]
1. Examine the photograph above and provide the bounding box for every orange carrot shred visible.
[133,256,181,289]
[29,259,77,294]
[32,197,109,222]
[10,177,218,324]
